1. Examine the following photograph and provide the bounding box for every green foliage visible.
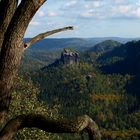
[14,40,140,139]
[7,77,63,140]
[89,40,121,53]
[30,61,140,139]
[102,130,140,140]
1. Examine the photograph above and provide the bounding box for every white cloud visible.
[112,5,132,15]
[81,10,94,18]
[114,0,127,4]
[26,0,140,38]
[66,0,77,7]
[133,7,140,17]
[29,21,40,26]
[84,1,101,9]
[47,11,57,17]
[38,11,45,17]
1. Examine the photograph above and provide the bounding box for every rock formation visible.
[41,49,79,70]
[61,48,79,65]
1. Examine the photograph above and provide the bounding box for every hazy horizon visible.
[24,36,140,39]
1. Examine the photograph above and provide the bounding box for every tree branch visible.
[0,0,17,48]
[0,114,101,140]
[24,26,74,48]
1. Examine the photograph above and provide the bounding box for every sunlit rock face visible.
[41,49,79,70]
[61,49,79,65]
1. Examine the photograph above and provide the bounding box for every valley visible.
[15,37,140,139]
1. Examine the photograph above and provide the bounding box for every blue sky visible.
[25,0,140,38]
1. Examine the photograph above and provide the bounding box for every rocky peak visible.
[61,48,79,65]
[41,49,79,70]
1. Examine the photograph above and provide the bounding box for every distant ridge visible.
[98,40,140,74]
[24,37,140,51]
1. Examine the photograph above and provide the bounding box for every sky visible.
[25,0,140,38]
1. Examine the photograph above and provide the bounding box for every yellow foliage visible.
[90,94,122,103]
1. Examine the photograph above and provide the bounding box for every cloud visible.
[47,11,57,17]
[111,5,132,15]
[29,21,40,26]
[81,9,94,18]
[26,0,140,38]
[81,12,93,18]
[84,1,101,9]
[78,0,140,20]
[37,11,45,17]
[113,0,128,4]
[66,0,77,7]
[133,7,140,17]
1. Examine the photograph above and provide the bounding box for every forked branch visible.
[0,114,101,140]
[24,26,74,48]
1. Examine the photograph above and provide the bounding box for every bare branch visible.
[0,114,101,140]
[24,26,74,48]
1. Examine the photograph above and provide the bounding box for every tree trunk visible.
[0,0,46,123]
[0,0,102,140]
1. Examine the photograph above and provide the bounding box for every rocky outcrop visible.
[41,49,79,70]
[61,49,79,65]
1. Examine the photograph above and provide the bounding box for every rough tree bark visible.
[0,0,46,123]
[0,0,18,48]
[0,115,101,140]
[0,0,101,139]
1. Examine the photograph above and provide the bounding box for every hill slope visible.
[89,40,121,53]
[98,40,140,74]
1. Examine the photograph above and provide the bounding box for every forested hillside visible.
[88,40,121,53]
[18,39,140,139]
